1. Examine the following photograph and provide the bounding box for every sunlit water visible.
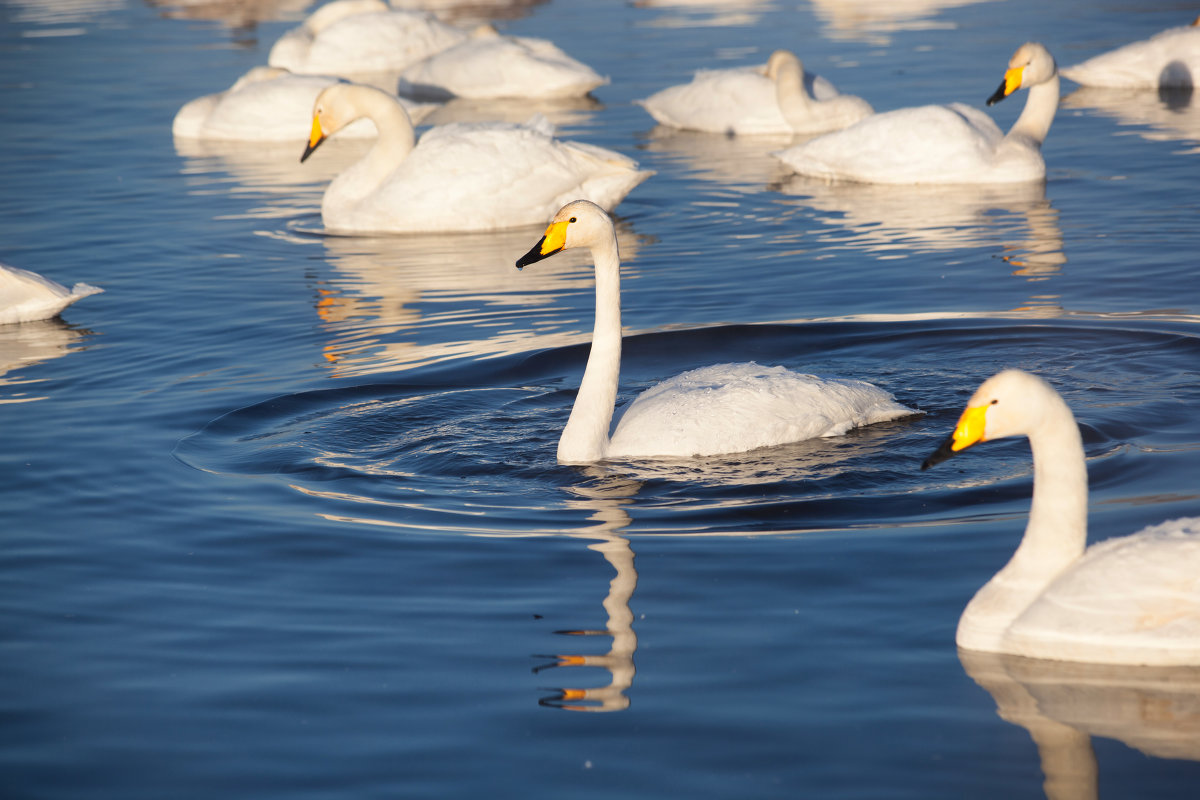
[2,0,1199,797]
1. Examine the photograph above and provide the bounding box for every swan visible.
[268,0,467,77]
[776,42,1059,184]
[301,83,652,233]
[515,200,916,463]
[1061,16,1200,89]
[636,49,872,136]
[397,24,607,100]
[173,67,435,142]
[922,369,1200,666]
[1,262,102,325]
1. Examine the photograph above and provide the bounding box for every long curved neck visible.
[773,58,814,130]
[959,389,1087,650]
[1006,74,1059,148]
[558,236,622,464]
[326,88,416,209]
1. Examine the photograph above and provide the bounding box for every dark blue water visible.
[2,0,1199,797]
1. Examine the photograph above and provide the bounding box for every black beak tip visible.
[515,237,548,270]
[985,80,1008,107]
[300,140,321,164]
[921,434,959,471]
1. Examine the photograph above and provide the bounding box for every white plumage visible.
[1061,18,1200,89]
[1,262,102,325]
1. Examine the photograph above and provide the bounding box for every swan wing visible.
[292,11,466,74]
[1061,26,1200,88]
[1,263,102,325]
[608,363,915,458]
[1005,518,1200,665]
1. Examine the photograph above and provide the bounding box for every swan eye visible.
[990,399,999,405]
[568,217,577,223]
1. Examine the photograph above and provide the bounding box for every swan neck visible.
[774,60,813,127]
[558,236,622,464]
[1008,74,1059,147]
[327,90,416,208]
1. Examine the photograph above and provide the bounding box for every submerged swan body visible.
[515,200,916,463]
[1,262,102,324]
[923,370,1200,665]
[636,49,872,136]
[268,0,467,76]
[173,67,434,142]
[397,24,607,100]
[1062,17,1200,88]
[776,42,1059,183]
[301,84,651,233]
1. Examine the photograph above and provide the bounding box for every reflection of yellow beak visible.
[300,115,326,163]
[951,404,989,452]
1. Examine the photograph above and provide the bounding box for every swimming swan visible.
[1061,16,1200,89]
[397,24,608,100]
[515,200,916,463]
[301,84,652,233]
[173,67,434,142]
[268,0,467,77]
[776,42,1059,183]
[1,262,102,325]
[922,369,1200,665]
[636,49,873,136]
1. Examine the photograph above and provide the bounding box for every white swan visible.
[173,67,435,142]
[397,24,608,100]
[1061,16,1200,89]
[1,262,102,325]
[268,0,467,77]
[922,369,1200,666]
[636,49,872,136]
[776,42,1059,184]
[515,200,916,463]
[301,83,652,233]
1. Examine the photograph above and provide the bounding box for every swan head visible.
[987,42,1057,106]
[921,369,1060,469]
[515,200,614,269]
[764,50,802,80]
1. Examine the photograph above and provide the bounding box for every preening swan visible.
[268,0,467,77]
[300,83,652,233]
[776,42,1059,183]
[397,24,608,100]
[1,262,102,325]
[922,369,1200,665]
[1061,16,1200,88]
[515,200,916,463]
[173,67,434,142]
[636,49,872,136]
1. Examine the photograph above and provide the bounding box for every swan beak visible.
[515,220,569,269]
[300,115,326,163]
[987,66,1023,106]
[921,404,989,469]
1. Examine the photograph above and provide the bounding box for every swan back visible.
[1,263,102,324]
[1061,23,1200,88]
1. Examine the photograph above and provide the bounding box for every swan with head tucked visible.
[515,200,916,463]
[268,0,467,77]
[397,24,607,100]
[776,42,1059,183]
[1,262,102,325]
[173,66,435,142]
[1061,16,1200,89]
[301,83,652,233]
[636,49,873,136]
[922,369,1200,665]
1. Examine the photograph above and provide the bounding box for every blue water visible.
[2,0,1199,797]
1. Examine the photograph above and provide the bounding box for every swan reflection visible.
[146,0,313,27]
[633,0,776,29]
[388,0,549,25]
[777,176,1067,280]
[807,0,995,46]
[639,125,795,190]
[960,649,1200,799]
[536,474,639,712]
[1062,86,1200,151]
[311,223,645,376]
[0,320,94,404]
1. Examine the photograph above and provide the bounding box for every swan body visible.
[776,42,1059,184]
[173,67,434,142]
[636,50,872,136]
[515,200,916,463]
[922,369,1200,666]
[397,24,608,100]
[268,0,467,76]
[1,262,102,324]
[301,83,651,233]
[1061,19,1200,89]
